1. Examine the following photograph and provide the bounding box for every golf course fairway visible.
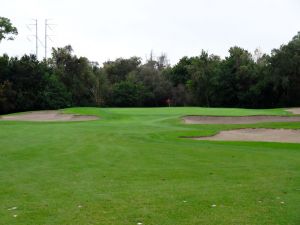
[0,107,300,225]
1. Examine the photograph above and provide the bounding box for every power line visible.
[36,19,38,58]
[27,19,38,58]
[45,19,56,59]
[45,19,47,59]
[27,19,56,59]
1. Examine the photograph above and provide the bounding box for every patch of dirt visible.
[0,110,99,122]
[286,108,300,115]
[183,116,300,124]
[193,128,300,143]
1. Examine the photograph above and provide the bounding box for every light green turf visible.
[0,107,299,225]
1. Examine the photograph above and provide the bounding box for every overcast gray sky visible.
[1,0,299,64]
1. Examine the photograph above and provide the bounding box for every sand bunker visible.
[183,116,300,124]
[286,108,300,115]
[193,128,300,143]
[0,110,99,122]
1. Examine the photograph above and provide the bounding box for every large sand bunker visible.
[0,110,99,122]
[193,128,300,143]
[183,116,300,124]
[286,108,300,115]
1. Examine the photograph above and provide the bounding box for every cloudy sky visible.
[0,0,299,64]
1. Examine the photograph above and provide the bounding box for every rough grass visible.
[0,107,300,225]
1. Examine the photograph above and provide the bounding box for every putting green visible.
[0,107,300,225]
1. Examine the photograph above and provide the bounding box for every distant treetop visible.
[0,17,18,43]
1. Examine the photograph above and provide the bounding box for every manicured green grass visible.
[0,107,300,225]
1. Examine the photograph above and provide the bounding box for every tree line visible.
[0,18,300,114]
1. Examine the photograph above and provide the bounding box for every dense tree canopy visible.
[0,24,300,114]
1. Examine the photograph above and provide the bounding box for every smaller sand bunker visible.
[183,116,300,124]
[286,108,300,115]
[193,128,300,143]
[0,110,99,122]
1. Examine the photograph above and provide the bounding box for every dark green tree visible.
[0,17,18,43]
[187,51,221,107]
[51,45,96,106]
[103,57,141,83]
[110,80,146,107]
[268,32,300,106]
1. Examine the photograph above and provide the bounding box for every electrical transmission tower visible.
[44,19,56,59]
[27,19,56,59]
[27,19,38,58]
